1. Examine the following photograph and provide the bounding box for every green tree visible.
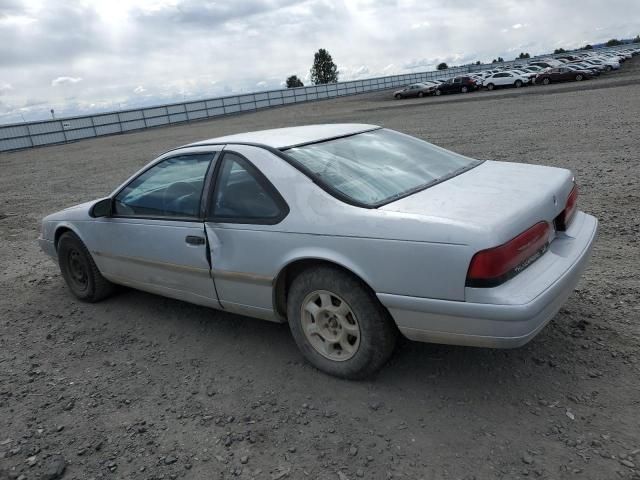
[437,62,448,70]
[554,48,566,54]
[286,75,304,88]
[492,57,504,63]
[583,44,593,50]
[475,61,481,65]
[310,48,338,85]
[605,38,623,47]
[517,52,530,59]
[632,35,640,44]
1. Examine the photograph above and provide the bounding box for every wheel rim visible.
[67,249,88,291]
[300,290,361,362]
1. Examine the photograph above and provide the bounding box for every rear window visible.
[284,128,481,207]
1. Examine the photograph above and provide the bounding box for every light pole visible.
[50,109,55,119]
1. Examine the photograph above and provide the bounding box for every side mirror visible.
[90,198,112,218]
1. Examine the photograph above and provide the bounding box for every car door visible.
[204,149,290,321]
[88,151,221,308]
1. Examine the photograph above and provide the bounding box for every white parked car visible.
[38,124,598,378]
[483,71,530,90]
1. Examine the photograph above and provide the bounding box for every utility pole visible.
[50,109,55,119]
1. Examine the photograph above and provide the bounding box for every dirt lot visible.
[1,59,639,480]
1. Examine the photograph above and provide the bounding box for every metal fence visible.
[0,66,478,153]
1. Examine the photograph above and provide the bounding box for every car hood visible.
[380,160,574,245]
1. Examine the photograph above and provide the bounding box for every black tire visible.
[542,77,551,85]
[394,93,401,99]
[461,86,468,93]
[605,65,612,72]
[487,83,495,91]
[575,74,583,81]
[417,91,424,98]
[435,89,442,96]
[57,231,114,302]
[514,80,523,88]
[287,266,397,379]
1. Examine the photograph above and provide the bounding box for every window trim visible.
[205,150,290,225]
[110,151,219,222]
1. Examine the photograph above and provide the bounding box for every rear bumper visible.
[378,212,598,348]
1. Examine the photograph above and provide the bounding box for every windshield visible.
[284,128,481,207]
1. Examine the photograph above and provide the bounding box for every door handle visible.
[185,235,205,246]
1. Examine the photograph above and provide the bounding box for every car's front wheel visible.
[486,83,495,91]
[57,231,114,302]
[514,79,523,88]
[435,89,442,96]
[542,77,551,85]
[575,74,583,81]
[461,86,469,93]
[394,93,401,99]
[287,266,397,379]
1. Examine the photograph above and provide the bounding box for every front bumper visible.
[38,237,57,260]
[378,212,598,348]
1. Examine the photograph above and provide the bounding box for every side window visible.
[209,152,287,224]
[114,153,214,218]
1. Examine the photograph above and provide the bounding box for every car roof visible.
[186,123,380,150]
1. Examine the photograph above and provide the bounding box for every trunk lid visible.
[380,160,574,245]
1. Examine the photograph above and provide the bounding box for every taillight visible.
[466,222,551,288]
[554,186,578,231]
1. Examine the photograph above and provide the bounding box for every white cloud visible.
[0,83,13,94]
[411,21,431,29]
[512,23,524,29]
[133,85,146,94]
[51,76,83,87]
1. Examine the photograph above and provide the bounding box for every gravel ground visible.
[1,59,639,480]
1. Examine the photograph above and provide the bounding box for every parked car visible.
[483,71,530,90]
[564,64,600,77]
[528,61,560,69]
[393,82,437,99]
[38,124,598,378]
[535,66,593,84]
[435,76,478,95]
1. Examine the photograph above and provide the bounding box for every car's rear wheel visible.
[575,74,583,81]
[542,77,551,85]
[418,91,424,98]
[461,86,469,93]
[514,80,523,88]
[57,231,114,302]
[287,266,397,379]
[605,65,612,72]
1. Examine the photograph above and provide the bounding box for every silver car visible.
[39,124,598,378]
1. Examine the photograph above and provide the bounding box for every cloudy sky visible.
[1,0,639,123]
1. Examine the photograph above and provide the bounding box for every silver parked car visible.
[39,124,598,378]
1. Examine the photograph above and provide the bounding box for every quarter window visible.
[114,153,214,218]
[210,153,286,223]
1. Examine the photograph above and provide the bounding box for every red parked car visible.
[535,67,593,85]
[434,76,478,95]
